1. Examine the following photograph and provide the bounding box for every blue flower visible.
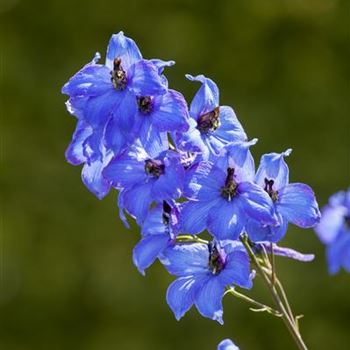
[180,141,277,240]
[315,188,350,274]
[217,339,240,350]
[174,74,247,160]
[65,119,113,199]
[133,201,179,275]
[160,241,252,324]
[62,32,167,154]
[103,144,184,224]
[246,149,321,243]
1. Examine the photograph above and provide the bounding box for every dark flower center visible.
[208,242,225,275]
[111,58,127,90]
[197,106,220,133]
[137,96,153,114]
[344,215,350,228]
[144,159,165,178]
[162,200,172,226]
[221,167,238,201]
[264,178,278,202]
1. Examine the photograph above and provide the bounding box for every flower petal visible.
[277,183,321,228]
[246,214,288,243]
[326,230,350,274]
[151,90,190,132]
[65,120,92,165]
[217,339,240,350]
[128,60,167,96]
[259,243,315,262]
[62,61,111,97]
[81,151,113,200]
[194,277,225,324]
[152,153,184,201]
[166,276,199,320]
[207,199,245,240]
[160,243,209,277]
[237,182,277,225]
[255,149,292,190]
[133,235,169,275]
[180,199,219,235]
[220,250,253,289]
[105,31,142,70]
[119,182,154,224]
[186,74,219,118]
[315,205,347,244]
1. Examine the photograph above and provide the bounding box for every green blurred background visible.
[1,0,349,349]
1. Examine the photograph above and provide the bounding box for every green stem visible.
[175,235,208,244]
[225,287,282,317]
[240,235,308,350]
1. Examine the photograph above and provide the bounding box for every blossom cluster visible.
[315,188,350,274]
[62,31,321,325]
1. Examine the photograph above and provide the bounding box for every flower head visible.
[174,74,246,160]
[181,141,277,240]
[246,149,321,243]
[218,339,240,350]
[160,240,252,324]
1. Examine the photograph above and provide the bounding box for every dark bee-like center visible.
[197,106,220,133]
[208,242,225,275]
[221,167,238,201]
[144,159,165,178]
[137,96,153,114]
[264,178,278,202]
[110,58,127,90]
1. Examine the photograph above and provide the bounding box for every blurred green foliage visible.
[1,0,349,349]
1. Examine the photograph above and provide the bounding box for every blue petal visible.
[218,339,240,350]
[186,74,219,118]
[105,31,142,70]
[119,182,154,224]
[180,199,220,235]
[257,243,315,262]
[255,149,292,190]
[246,214,288,243]
[84,89,122,128]
[110,90,138,131]
[185,162,224,201]
[151,90,190,132]
[160,243,209,276]
[194,276,225,324]
[81,151,113,200]
[212,106,247,144]
[166,276,199,320]
[219,139,258,183]
[137,118,169,158]
[65,120,92,165]
[219,249,253,289]
[207,199,245,240]
[238,182,278,225]
[315,204,347,244]
[62,61,111,97]
[152,153,184,201]
[102,148,148,189]
[133,235,169,275]
[128,60,167,96]
[149,59,175,75]
[277,183,321,228]
[104,117,128,155]
[141,204,166,236]
[326,230,350,274]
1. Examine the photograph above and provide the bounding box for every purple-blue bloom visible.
[217,339,240,350]
[103,144,184,225]
[315,188,350,274]
[181,141,277,240]
[62,32,167,154]
[160,241,252,324]
[174,74,246,160]
[246,149,321,243]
